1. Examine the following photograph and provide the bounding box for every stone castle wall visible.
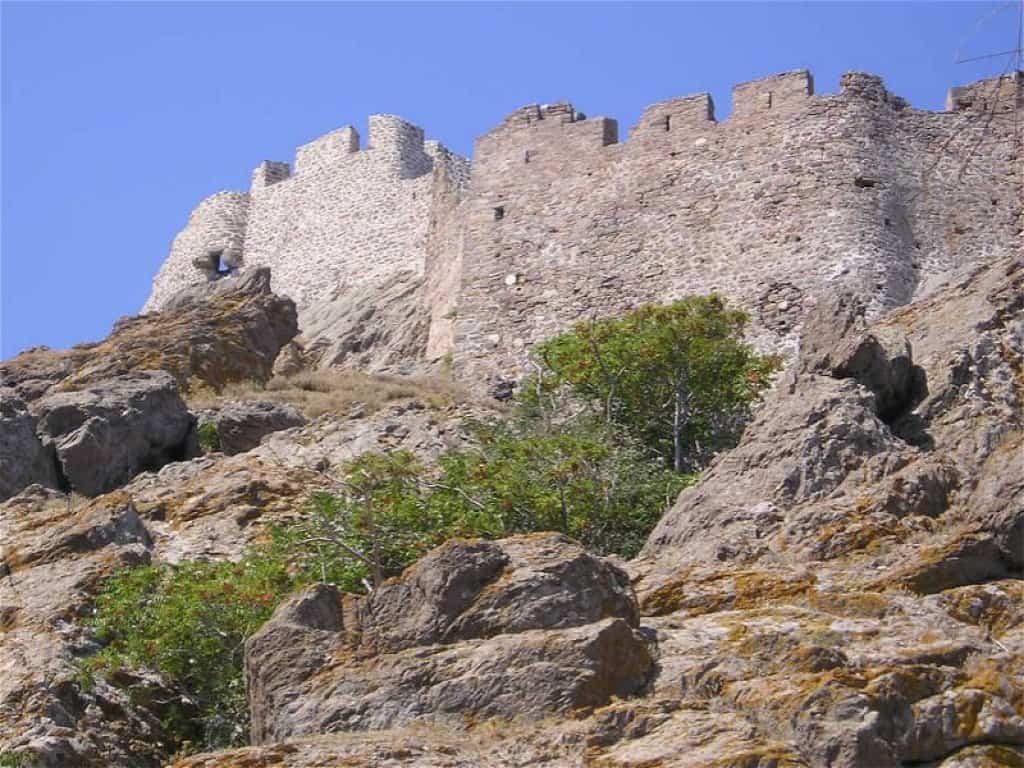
[144,116,470,320]
[450,70,1022,384]
[144,70,1021,385]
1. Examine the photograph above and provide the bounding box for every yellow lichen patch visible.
[703,746,809,768]
[867,530,1000,595]
[862,665,951,705]
[171,742,297,767]
[940,581,1024,637]
[641,570,815,617]
[132,461,328,527]
[963,657,1024,715]
[807,589,891,619]
[811,515,902,559]
[947,744,1024,767]
[723,667,869,726]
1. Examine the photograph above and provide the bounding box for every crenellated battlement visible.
[946,71,1022,113]
[454,68,1022,383]
[294,126,360,175]
[632,93,716,138]
[475,102,618,167]
[249,114,441,193]
[148,112,467,319]
[471,67,1021,180]
[731,69,814,118]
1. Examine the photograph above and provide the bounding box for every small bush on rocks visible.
[195,421,219,453]
[83,552,295,752]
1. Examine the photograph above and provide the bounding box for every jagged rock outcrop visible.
[3,241,1022,765]
[644,256,1023,574]
[245,534,652,744]
[0,267,297,402]
[195,401,307,455]
[31,371,191,497]
[0,487,188,767]
[0,392,484,767]
[0,390,59,501]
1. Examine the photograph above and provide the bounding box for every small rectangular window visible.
[494,206,505,221]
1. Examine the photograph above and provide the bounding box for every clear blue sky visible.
[1,1,1017,358]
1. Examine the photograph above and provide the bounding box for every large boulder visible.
[32,371,191,496]
[245,534,651,745]
[355,534,639,652]
[0,389,59,501]
[642,375,915,565]
[195,401,306,455]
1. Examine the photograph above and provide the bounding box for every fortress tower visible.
[143,115,470,317]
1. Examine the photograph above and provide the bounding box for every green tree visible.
[532,296,779,472]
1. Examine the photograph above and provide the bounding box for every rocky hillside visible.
[1,256,1021,767]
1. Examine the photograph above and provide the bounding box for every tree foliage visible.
[431,419,690,558]
[532,296,780,471]
[83,552,295,751]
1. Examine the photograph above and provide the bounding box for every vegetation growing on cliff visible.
[83,554,297,751]
[532,295,779,471]
[83,296,773,753]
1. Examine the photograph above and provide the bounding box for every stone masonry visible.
[451,70,1022,384]
[144,70,1022,385]
[143,116,470,321]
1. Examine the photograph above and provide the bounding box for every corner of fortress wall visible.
[142,190,250,313]
[144,115,469,317]
[451,68,1022,384]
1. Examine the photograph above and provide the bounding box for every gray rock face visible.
[0,389,59,501]
[245,534,651,745]
[299,270,430,375]
[357,534,639,652]
[196,401,307,455]
[0,486,186,768]
[32,371,191,496]
[646,257,1024,572]
[799,290,916,419]
[642,374,915,564]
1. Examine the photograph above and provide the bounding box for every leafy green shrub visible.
[195,421,219,453]
[0,752,30,768]
[531,295,780,471]
[432,419,691,558]
[83,551,295,751]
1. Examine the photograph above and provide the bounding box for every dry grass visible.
[185,369,473,419]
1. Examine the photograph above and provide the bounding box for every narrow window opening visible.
[494,206,505,221]
[663,115,671,131]
[524,150,532,164]
[210,250,232,276]
[767,92,774,109]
